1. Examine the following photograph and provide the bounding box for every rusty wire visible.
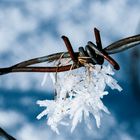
[0,28,140,75]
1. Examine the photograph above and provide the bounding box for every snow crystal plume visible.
[37,64,122,134]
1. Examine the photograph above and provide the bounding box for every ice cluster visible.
[37,64,122,134]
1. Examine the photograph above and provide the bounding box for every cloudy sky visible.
[0,0,140,140]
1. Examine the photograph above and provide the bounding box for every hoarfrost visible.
[37,64,122,134]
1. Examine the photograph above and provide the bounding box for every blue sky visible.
[0,0,140,140]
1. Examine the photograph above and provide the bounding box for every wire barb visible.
[61,36,78,63]
[94,27,103,50]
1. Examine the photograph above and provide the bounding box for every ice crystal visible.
[37,64,122,134]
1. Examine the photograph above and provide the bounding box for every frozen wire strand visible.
[54,52,73,83]
[65,62,77,80]
[55,52,72,98]
[54,52,66,66]
[69,63,75,73]
[42,58,58,87]
[41,52,68,87]
[55,60,74,100]
[54,52,66,83]
[55,52,73,78]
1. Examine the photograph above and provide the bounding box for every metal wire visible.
[0,28,140,75]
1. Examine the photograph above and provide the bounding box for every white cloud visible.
[26,1,57,20]
[0,109,26,128]
[16,123,71,140]
[0,7,37,53]
[89,0,140,37]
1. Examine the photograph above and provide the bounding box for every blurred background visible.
[0,0,140,140]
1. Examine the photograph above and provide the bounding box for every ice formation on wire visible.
[37,64,122,134]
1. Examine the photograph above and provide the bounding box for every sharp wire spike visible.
[61,36,78,63]
[94,27,103,49]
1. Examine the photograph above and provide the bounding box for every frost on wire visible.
[37,64,122,134]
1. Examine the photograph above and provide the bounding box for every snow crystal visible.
[37,64,122,134]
